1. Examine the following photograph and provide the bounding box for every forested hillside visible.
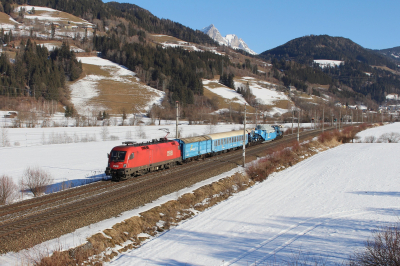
[0,39,82,102]
[260,35,400,103]
[24,0,216,45]
[375,46,400,63]
[93,34,229,104]
[260,35,396,68]
[0,0,225,106]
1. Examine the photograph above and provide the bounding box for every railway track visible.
[0,127,330,253]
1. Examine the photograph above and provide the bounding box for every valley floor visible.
[107,123,400,265]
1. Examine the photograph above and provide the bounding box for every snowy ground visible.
[203,80,247,105]
[203,77,290,117]
[313,60,344,68]
[235,77,289,107]
[101,123,400,265]
[1,123,397,265]
[0,123,245,194]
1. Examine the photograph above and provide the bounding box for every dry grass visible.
[68,62,161,114]
[149,34,184,43]
[0,12,16,25]
[273,99,291,109]
[372,65,400,75]
[27,9,90,24]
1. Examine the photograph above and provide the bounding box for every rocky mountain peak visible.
[201,24,257,55]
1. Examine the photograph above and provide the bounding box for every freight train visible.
[105,124,283,181]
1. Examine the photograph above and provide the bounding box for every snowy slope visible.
[69,57,165,115]
[313,60,344,68]
[203,79,248,105]
[106,123,400,265]
[235,77,289,106]
[201,24,257,55]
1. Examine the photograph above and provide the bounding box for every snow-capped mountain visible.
[201,24,257,55]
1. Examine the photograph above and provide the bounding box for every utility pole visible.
[351,110,353,125]
[175,101,179,138]
[361,110,363,123]
[255,104,258,127]
[243,103,246,168]
[315,110,317,129]
[339,109,341,130]
[291,109,294,135]
[322,108,324,133]
[297,109,300,142]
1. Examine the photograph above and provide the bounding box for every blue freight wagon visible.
[176,136,212,160]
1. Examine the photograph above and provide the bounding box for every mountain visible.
[375,46,400,63]
[260,35,395,68]
[201,24,257,55]
[259,35,400,103]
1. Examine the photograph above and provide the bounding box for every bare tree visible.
[120,108,127,126]
[21,167,53,197]
[349,224,400,265]
[0,175,18,205]
[136,125,147,139]
[1,127,10,147]
[100,126,109,141]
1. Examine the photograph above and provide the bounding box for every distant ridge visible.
[375,46,400,63]
[201,24,257,55]
[259,34,395,68]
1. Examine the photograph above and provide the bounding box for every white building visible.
[386,93,399,100]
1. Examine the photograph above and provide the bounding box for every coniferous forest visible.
[0,40,82,101]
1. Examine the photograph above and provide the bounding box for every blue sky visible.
[104,0,399,54]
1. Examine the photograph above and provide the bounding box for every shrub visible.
[318,131,334,143]
[337,126,360,143]
[21,166,53,197]
[349,224,400,265]
[0,174,18,205]
[363,136,376,143]
[377,132,400,143]
[110,135,119,141]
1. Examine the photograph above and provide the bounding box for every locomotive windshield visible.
[110,150,126,162]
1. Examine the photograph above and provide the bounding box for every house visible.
[386,93,399,100]
[4,111,17,118]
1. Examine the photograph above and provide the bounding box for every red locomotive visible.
[105,139,182,181]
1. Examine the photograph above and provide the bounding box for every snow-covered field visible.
[102,123,400,265]
[313,60,344,68]
[0,123,244,193]
[235,77,288,107]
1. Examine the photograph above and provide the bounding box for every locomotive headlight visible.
[123,164,127,168]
